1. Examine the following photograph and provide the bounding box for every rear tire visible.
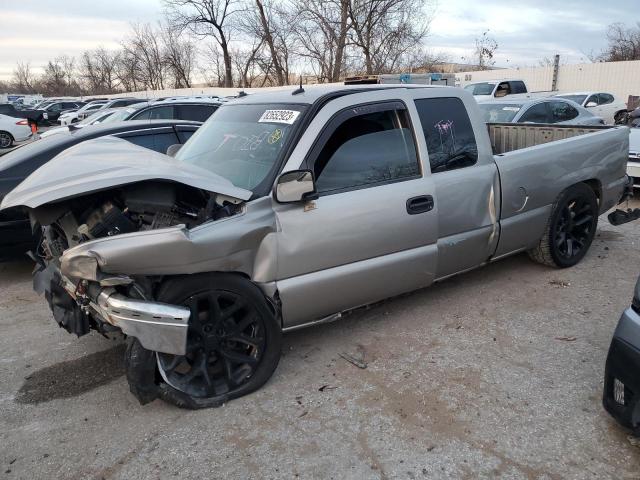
[125,273,282,409]
[0,131,13,149]
[528,183,598,268]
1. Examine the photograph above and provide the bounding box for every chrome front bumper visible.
[57,275,190,355]
[93,288,190,355]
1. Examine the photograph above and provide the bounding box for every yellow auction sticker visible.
[268,128,283,144]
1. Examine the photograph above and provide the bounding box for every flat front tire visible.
[528,183,598,268]
[125,273,282,409]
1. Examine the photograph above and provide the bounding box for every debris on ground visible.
[339,352,367,369]
[628,436,640,448]
[555,336,577,342]
[339,345,368,369]
[549,280,571,288]
[318,385,337,392]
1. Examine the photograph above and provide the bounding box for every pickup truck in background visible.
[0,85,630,409]
[463,79,530,101]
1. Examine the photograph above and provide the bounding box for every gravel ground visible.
[1,203,640,479]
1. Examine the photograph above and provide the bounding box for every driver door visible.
[273,91,438,328]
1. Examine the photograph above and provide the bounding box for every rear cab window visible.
[414,97,478,173]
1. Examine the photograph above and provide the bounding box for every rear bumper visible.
[603,307,640,433]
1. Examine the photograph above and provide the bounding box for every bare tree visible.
[199,43,226,86]
[601,22,640,61]
[80,48,120,94]
[475,30,498,70]
[122,23,167,90]
[164,0,241,87]
[40,55,82,96]
[348,0,430,75]
[231,40,263,87]
[162,24,197,88]
[291,0,350,82]
[115,50,142,92]
[12,62,37,93]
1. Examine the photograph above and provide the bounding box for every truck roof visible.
[229,84,446,105]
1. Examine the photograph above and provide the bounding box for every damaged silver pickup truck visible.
[0,85,631,408]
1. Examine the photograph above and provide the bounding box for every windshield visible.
[478,103,522,123]
[176,103,307,192]
[78,110,114,126]
[464,82,496,96]
[100,107,136,123]
[555,95,587,105]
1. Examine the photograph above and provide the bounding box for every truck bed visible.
[488,123,615,155]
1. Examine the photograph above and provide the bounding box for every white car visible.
[463,79,530,102]
[554,92,628,125]
[0,113,32,148]
[628,127,640,186]
[59,101,108,126]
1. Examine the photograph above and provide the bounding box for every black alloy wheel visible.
[125,273,282,409]
[554,196,596,262]
[529,183,598,268]
[157,289,267,398]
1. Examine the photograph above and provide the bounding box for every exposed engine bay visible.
[31,181,243,341]
[36,181,240,258]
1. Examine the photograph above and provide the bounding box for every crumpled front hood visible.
[0,136,252,209]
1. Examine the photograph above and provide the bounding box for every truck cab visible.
[464,79,528,102]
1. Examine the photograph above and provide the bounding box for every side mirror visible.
[274,170,317,203]
[586,101,597,108]
[166,144,182,157]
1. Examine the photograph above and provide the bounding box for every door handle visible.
[406,195,434,215]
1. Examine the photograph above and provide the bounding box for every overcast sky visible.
[0,0,637,81]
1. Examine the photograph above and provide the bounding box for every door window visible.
[132,106,174,120]
[599,93,614,105]
[519,103,551,123]
[176,104,217,122]
[414,97,479,173]
[585,94,599,107]
[510,81,527,94]
[312,107,419,194]
[550,101,579,123]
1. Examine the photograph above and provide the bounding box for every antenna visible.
[238,90,248,97]
[292,76,305,95]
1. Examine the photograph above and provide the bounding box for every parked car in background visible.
[0,114,32,148]
[554,92,628,125]
[1,84,629,408]
[0,119,202,260]
[41,100,86,124]
[39,108,123,138]
[59,101,108,125]
[0,102,47,127]
[603,274,640,435]
[125,99,220,122]
[463,79,529,101]
[77,98,145,120]
[478,98,604,125]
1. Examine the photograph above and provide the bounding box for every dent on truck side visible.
[59,196,278,282]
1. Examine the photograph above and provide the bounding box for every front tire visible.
[126,273,282,409]
[614,111,629,125]
[528,183,598,268]
[0,131,13,149]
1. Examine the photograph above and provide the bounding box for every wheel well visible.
[581,179,601,204]
[0,130,14,140]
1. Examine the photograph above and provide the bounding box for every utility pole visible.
[552,54,560,91]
